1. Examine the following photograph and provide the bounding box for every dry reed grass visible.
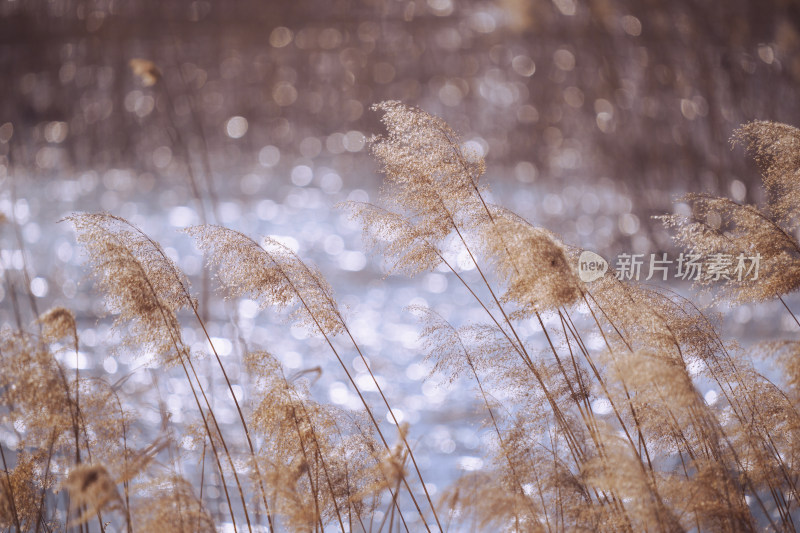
[1,104,799,531]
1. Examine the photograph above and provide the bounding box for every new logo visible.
[578,250,608,282]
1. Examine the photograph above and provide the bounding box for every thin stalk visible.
[109,387,133,533]
[204,231,420,530]
[199,440,207,504]
[5,274,23,331]
[176,352,240,531]
[190,308,274,529]
[182,354,253,532]
[1,443,22,533]
[34,429,57,533]
[280,375,346,532]
[467,357,542,529]
[79,217,246,530]
[6,156,40,324]
[779,296,800,329]
[286,405,326,533]
[573,300,651,459]
[377,460,405,533]
[130,222,274,529]
[287,248,443,531]
[286,286,427,531]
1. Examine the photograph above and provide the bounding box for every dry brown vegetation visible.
[2,103,800,532]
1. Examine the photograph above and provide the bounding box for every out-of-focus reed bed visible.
[2,103,800,531]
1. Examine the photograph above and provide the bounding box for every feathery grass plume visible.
[442,469,549,533]
[64,464,123,524]
[585,273,701,359]
[411,306,570,528]
[245,350,379,530]
[66,213,194,366]
[134,476,216,533]
[597,347,717,521]
[660,121,800,305]
[409,305,497,384]
[186,225,345,336]
[36,306,84,463]
[0,331,75,452]
[603,342,707,457]
[342,102,489,278]
[733,121,800,228]
[603,331,698,411]
[0,453,43,530]
[661,193,800,304]
[37,306,77,345]
[370,100,486,226]
[585,282,707,417]
[0,478,14,529]
[719,360,800,506]
[2,325,135,520]
[353,423,409,500]
[757,339,800,393]
[73,378,133,465]
[0,325,138,531]
[481,210,583,316]
[246,350,332,529]
[345,202,443,276]
[428,321,605,530]
[684,462,759,532]
[502,420,601,530]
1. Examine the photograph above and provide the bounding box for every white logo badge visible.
[578,251,608,282]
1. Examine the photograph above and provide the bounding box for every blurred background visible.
[2,0,800,524]
[3,0,800,249]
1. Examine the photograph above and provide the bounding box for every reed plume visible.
[65,213,193,367]
[661,122,800,305]
[6,101,800,531]
[64,464,122,523]
[0,452,42,530]
[186,225,345,336]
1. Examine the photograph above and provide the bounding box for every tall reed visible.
[1,105,800,531]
